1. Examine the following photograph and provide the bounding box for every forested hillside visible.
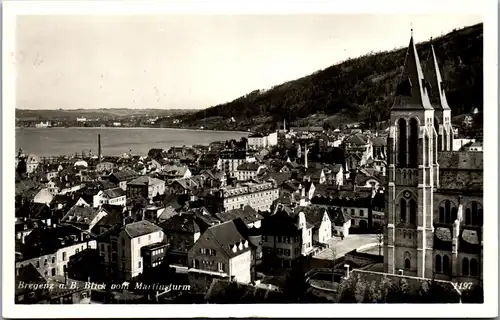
[177,23,483,132]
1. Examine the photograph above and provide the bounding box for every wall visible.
[56,240,97,276]
[229,250,252,283]
[129,230,165,279]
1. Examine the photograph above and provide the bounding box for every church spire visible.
[427,45,451,110]
[392,30,434,111]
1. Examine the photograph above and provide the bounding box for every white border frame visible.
[3,0,498,318]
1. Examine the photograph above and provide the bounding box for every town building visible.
[384,34,483,287]
[127,176,166,200]
[187,219,254,293]
[93,187,127,208]
[97,220,165,281]
[217,181,280,212]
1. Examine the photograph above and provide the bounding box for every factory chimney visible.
[98,134,102,163]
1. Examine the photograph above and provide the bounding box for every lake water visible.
[16,127,249,157]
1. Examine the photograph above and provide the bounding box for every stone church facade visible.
[383,33,483,287]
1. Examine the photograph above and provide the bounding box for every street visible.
[313,233,379,260]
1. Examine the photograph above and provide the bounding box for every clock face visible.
[404,191,411,199]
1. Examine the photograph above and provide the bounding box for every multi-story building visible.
[97,220,165,281]
[218,150,257,178]
[108,169,139,191]
[93,187,126,208]
[384,34,483,287]
[187,219,253,293]
[247,132,278,149]
[235,162,265,181]
[15,225,97,278]
[218,181,280,212]
[127,176,165,200]
[260,208,313,268]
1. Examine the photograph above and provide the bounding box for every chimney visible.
[304,145,308,169]
[98,134,102,163]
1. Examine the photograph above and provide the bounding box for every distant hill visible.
[16,108,191,121]
[178,23,483,132]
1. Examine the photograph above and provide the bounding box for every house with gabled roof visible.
[61,204,108,232]
[215,205,264,228]
[187,219,253,293]
[93,187,126,208]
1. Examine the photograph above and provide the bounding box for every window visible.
[277,248,283,255]
[404,252,411,270]
[445,200,451,223]
[51,268,56,276]
[465,209,472,225]
[462,258,469,276]
[351,209,355,216]
[439,206,445,223]
[360,210,364,217]
[284,237,290,244]
[217,262,225,272]
[148,235,151,241]
[470,258,478,276]
[75,249,79,254]
[400,199,407,223]
[284,249,291,256]
[138,261,141,268]
[451,208,458,223]
[44,259,48,265]
[36,261,40,268]
[435,255,442,273]
[409,200,417,224]
[137,237,141,244]
[277,236,282,243]
[44,270,48,276]
[398,118,407,167]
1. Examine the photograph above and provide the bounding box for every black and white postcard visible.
[2,0,498,318]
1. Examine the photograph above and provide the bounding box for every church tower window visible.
[409,199,417,224]
[409,118,419,167]
[400,198,407,223]
[398,119,407,167]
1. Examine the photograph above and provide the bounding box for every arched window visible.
[445,200,451,223]
[439,206,445,223]
[400,199,407,223]
[470,258,478,276]
[451,207,458,223]
[409,200,417,224]
[398,119,407,167]
[462,258,469,276]
[435,255,442,273]
[404,251,411,270]
[465,208,472,225]
[409,118,419,167]
[408,170,412,180]
[443,255,450,274]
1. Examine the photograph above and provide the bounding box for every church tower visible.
[384,32,435,278]
[427,44,454,152]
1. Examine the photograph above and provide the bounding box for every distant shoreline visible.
[15,126,251,135]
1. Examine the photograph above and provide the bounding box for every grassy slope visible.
[180,23,483,132]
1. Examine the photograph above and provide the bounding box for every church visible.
[383,32,483,287]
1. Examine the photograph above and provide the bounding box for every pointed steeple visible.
[392,32,434,111]
[427,45,451,110]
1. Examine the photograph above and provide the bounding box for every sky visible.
[16,14,482,110]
